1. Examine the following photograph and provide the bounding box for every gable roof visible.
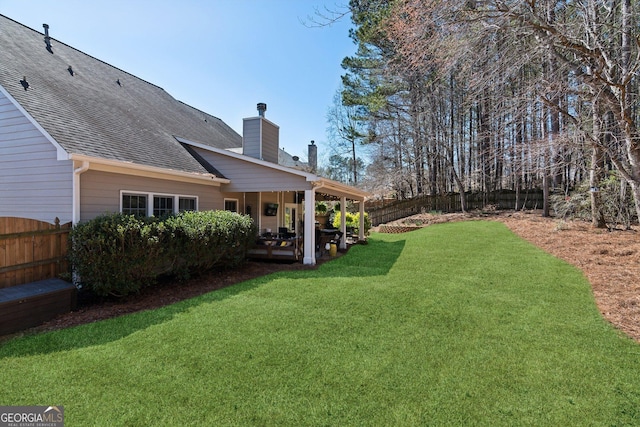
[0,15,241,176]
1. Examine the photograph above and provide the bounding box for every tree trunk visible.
[542,162,550,217]
[589,146,606,228]
[590,98,607,228]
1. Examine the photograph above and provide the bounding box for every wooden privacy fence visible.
[367,190,545,226]
[0,217,71,289]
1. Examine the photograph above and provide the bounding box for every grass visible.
[1,221,640,426]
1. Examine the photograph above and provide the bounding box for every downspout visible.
[73,161,89,224]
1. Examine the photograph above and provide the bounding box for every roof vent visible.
[43,24,53,53]
[257,102,267,117]
[20,76,29,91]
[67,66,74,76]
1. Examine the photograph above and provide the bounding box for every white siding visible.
[193,147,312,193]
[80,170,224,221]
[0,90,72,223]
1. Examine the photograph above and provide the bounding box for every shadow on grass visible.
[0,238,405,359]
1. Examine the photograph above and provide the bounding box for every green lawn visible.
[2,221,640,426]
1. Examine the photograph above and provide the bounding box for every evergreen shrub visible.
[69,211,257,296]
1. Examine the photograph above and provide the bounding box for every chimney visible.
[243,103,279,163]
[43,24,52,51]
[308,140,317,173]
[257,102,267,117]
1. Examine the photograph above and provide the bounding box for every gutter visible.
[69,153,230,185]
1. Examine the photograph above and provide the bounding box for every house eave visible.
[69,154,230,185]
[312,178,371,201]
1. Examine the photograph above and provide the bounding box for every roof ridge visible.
[0,13,165,92]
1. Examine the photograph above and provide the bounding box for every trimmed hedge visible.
[69,211,257,296]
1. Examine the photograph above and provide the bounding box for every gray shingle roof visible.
[0,15,241,176]
[278,147,309,170]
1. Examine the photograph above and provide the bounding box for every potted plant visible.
[315,201,329,229]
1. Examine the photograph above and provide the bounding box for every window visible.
[153,196,174,217]
[224,199,238,213]
[178,197,196,212]
[121,191,198,217]
[122,194,147,217]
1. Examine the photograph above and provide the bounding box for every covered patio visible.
[178,139,370,265]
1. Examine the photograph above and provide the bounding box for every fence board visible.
[366,191,545,226]
[0,217,71,289]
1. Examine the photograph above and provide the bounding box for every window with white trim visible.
[178,197,196,212]
[122,194,148,217]
[120,191,198,217]
[224,198,238,213]
[153,196,174,217]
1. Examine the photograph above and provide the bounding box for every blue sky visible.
[0,0,354,161]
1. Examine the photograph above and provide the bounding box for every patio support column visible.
[358,199,365,241]
[303,189,316,265]
[340,196,347,249]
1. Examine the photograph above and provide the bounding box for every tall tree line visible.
[340,0,640,224]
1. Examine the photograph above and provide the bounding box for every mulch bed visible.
[2,253,344,341]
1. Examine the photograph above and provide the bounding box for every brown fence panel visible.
[366,190,545,226]
[0,217,71,289]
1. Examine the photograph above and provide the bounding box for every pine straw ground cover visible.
[382,210,640,342]
[500,212,640,342]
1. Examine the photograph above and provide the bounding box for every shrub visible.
[70,211,257,297]
[163,210,257,275]
[69,214,165,297]
[551,174,637,229]
[598,173,636,229]
[551,184,591,222]
[332,211,371,235]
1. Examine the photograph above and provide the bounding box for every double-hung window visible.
[121,191,197,217]
[153,196,174,217]
[178,197,196,212]
[122,194,148,217]
[224,198,238,213]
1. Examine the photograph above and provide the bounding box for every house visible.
[0,15,369,266]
